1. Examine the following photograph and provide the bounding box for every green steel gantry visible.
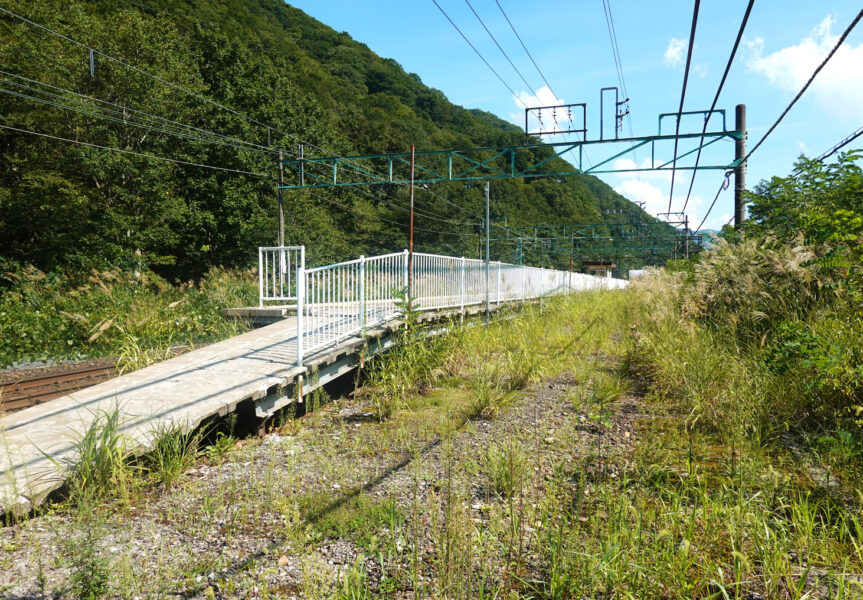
[276,109,741,189]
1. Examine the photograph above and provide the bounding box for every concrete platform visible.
[0,318,306,515]
[221,306,296,326]
[0,301,522,515]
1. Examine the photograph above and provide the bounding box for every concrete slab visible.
[0,317,305,515]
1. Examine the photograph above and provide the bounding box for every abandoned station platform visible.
[0,247,625,515]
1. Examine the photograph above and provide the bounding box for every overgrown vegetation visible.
[3,149,863,597]
[0,0,662,283]
[0,263,254,367]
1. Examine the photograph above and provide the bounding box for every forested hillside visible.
[0,0,659,279]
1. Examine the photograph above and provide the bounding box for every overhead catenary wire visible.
[0,69,280,154]
[0,124,268,176]
[743,8,863,164]
[1,5,592,239]
[305,189,478,237]
[430,0,527,108]
[666,0,701,214]
[494,0,555,96]
[681,0,754,214]
[816,125,863,162]
[694,171,731,232]
[0,81,280,157]
[463,0,539,98]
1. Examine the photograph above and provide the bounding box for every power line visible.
[0,124,267,176]
[0,70,278,155]
[463,0,539,98]
[305,189,478,237]
[744,8,863,163]
[694,172,731,232]
[0,81,278,157]
[0,5,298,147]
[817,125,863,162]
[681,0,754,213]
[430,0,528,108]
[494,0,555,96]
[666,0,701,214]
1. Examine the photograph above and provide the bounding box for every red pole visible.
[408,144,415,298]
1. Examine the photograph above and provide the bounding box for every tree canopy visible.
[0,0,663,278]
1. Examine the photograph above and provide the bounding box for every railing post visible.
[359,255,366,336]
[521,264,526,302]
[459,256,465,318]
[258,247,264,308]
[403,249,409,296]
[296,246,305,368]
[496,261,501,305]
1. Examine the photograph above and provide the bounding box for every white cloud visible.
[664,38,686,67]
[746,16,863,120]
[664,37,708,77]
[799,141,810,154]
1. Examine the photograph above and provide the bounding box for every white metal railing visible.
[258,246,627,366]
[258,246,304,307]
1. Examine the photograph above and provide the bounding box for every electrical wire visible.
[304,189,478,237]
[667,0,701,214]
[744,8,863,164]
[463,0,538,98]
[682,0,754,214]
[494,0,554,96]
[816,125,863,162]
[0,124,267,176]
[430,0,527,108]
[693,172,731,232]
[0,69,279,154]
[0,82,278,157]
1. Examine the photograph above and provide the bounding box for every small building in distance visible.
[582,261,616,279]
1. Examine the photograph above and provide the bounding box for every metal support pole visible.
[403,249,409,296]
[459,256,465,321]
[569,235,573,292]
[484,181,490,326]
[89,48,95,77]
[296,246,305,368]
[299,144,305,187]
[684,215,690,259]
[359,255,366,336]
[408,145,415,298]
[734,104,746,229]
[277,150,285,247]
[258,247,264,308]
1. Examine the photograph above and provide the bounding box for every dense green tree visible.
[0,0,666,279]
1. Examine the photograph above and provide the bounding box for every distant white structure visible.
[628,269,646,279]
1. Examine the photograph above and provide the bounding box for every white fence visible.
[258,246,626,366]
[258,246,304,307]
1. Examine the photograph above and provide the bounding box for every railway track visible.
[0,361,117,413]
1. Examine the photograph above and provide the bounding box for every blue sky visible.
[289,0,863,230]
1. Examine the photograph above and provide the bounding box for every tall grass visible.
[0,264,255,367]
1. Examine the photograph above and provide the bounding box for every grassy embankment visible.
[0,265,257,371]
[2,275,861,598]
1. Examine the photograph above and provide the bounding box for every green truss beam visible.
[277,109,741,190]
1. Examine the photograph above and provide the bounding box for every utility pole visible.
[484,181,490,326]
[277,150,285,247]
[734,104,746,229]
[684,214,689,259]
[408,145,415,299]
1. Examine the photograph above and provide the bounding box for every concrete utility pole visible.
[277,149,285,247]
[408,144,415,299]
[734,104,746,229]
[484,181,490,326]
